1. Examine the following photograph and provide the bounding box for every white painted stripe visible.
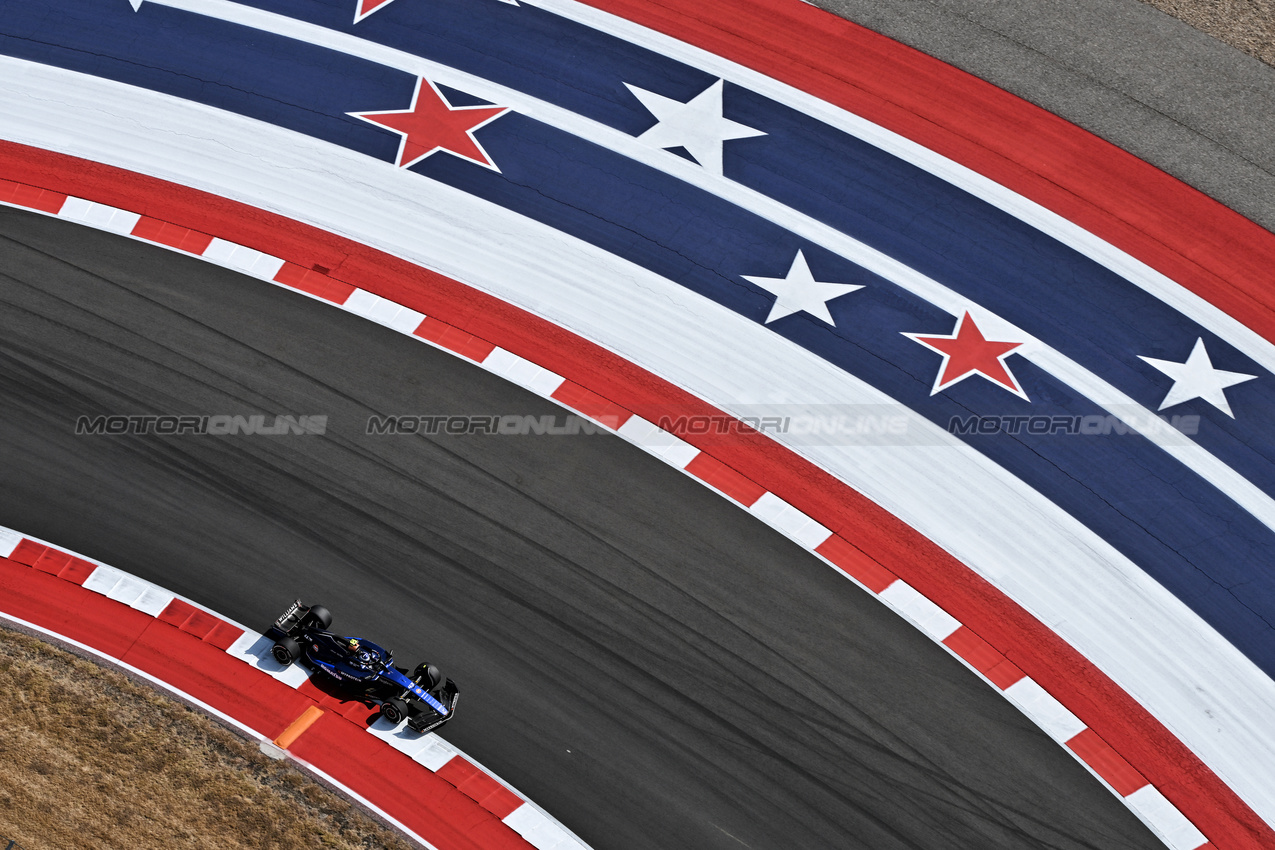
[878,581,962,641]
[1004,678,1089,743]
[0,528,21,559]
[532,0,1275,384]
[344,288,430,333]
[104,575,151,607]
[749,492,833,548]
[132,0,1275,541]
[58,196,141,234]
[481,348,566,395]
[1125,785,1209,850]
[505,804,588,850]
[81,565,122,595]
[203,237,286,279]
[131,586,177,618]
[412,737,461,772]
[629,425,699,468]
[4,61,1272,824]
[225,630,314,688]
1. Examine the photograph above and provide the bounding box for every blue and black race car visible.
[266,600,458,733]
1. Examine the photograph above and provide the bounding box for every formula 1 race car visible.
[265,600,459,733]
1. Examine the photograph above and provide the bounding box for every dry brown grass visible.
[1142,0,1275,65]
[0,626,417,850]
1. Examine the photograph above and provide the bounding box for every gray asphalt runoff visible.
[0,207,1165,849]
[812,0,1275,232]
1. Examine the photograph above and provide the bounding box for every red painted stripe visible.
[0,143,1264,848]
[550,380,634,429]
[58,558,96,586]
[437,757,525,820]
[815,534,897,593]
[177,608,223,640]
[1066,728,1150,797]
[414,317,498,361]
[576,0,1275,350]
[0,178,66,213]
[158,598,198,626]
[204,620,244,651]
[9,538,47,566]
[119,620,313,741]
[130,215,214,254]
[943,626,1026,690]
[287,714,531,850]
[273,261,357,304]
[684,452,766,506]
[32,548,72,575]
[0,557,155,659]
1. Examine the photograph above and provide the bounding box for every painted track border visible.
[0,149,1263,849]
[0,524,593,850]
[561,0,1275,345]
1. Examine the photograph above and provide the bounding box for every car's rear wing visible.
[266,599,305,641]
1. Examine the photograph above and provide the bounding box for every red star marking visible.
[351,78,510,171]
[904,312,1029,399]
[354,0,398,23]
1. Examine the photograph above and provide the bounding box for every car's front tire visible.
[381,698,409,725]
[272,636,302,665]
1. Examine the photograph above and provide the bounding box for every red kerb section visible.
[414,317,497,361]
[0,178,66,213]
[437,757,525,820]
[274,261,357,304]
[1066,728,1150,797]
[131,215,214,254]
[551,381,634,429]
[684,452,765,506]
[943,626,1026,689]
[815,534,897,593]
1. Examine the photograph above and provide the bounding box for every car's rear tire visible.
[382,698,409,725]
[304,604,332,630]
[272,636,302,665]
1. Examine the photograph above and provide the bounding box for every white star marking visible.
[624,79,765,175]
[1138,337,1257,418]
[742,250,863,325]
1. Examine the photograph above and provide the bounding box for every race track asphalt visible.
[0,205,1164,849]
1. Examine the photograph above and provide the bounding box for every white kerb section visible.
[878,580,962,642]
[1126,786,1210,850]
[749,491,832,548]
[58,197,141,235]
[203,237,286,280]
[0,527,21,559]
[1003,678,1089,743]
[616,415,699,468]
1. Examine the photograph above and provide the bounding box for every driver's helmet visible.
[345,637,361,653]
